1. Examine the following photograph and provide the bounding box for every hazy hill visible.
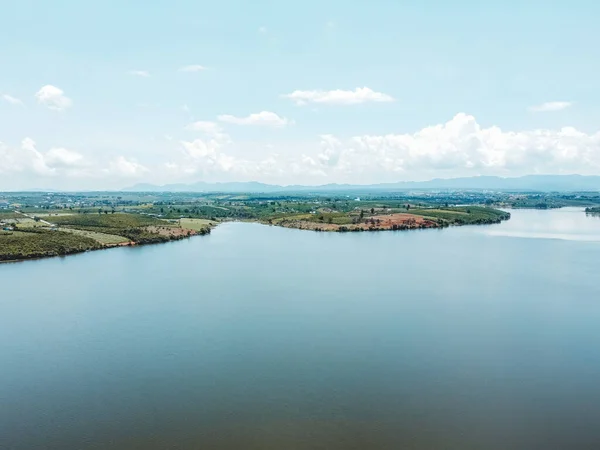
[122,175,600,193]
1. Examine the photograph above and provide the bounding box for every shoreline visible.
[0,230,212,264]
[0,209,511,263]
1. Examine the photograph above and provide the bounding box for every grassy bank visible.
[0,229,102,261]
[1,212,213,262]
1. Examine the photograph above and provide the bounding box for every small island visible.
[585,206,600,214]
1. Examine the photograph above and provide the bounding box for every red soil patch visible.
[278,213,439,232]
[145,226,197,237]
[369,213,438,229]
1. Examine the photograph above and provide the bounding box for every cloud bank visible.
[3,113,600,189]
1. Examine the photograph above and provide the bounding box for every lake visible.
[1,208,600,449]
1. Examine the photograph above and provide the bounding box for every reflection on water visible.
[479,207,600,242]
[1,208,600,449]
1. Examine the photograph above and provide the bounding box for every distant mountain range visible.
[123,175,600,193]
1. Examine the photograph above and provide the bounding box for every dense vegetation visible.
[585,207,600,213]
[409,206,511,226]
[49,212,163,228]
[0,229,101,261]
[50,213,197,244]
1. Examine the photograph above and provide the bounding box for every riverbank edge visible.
[0,226,214,264]
[1,210,512,263]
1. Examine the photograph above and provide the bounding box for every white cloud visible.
[178,65,206,72]
[108,156,149,177]
[283,87,394,105]
[258,26,267,34]
[308,113,600,181]
[0,138,151,189]
[45,147,86,168]
[16,138,53,175]
[186,120,221,134]
[529,101,572,112]
[129,70,150,77]
[181,139,221,159]
[185,121,231,142]
[217,111,290,127]
[35,85,72,111]
[2,94,24,106]
[175,138,241,176]
[0,139,86,177]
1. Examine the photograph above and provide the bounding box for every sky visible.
[1,0,600,190]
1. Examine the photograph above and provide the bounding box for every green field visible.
[0,229,101,261]
[59,228,130,245]
[49,213,174,244]
[32,213,74,218]
[6,218,45,228]
[177,218,215,231]
[50,212,163,228]
[409,206,510,225]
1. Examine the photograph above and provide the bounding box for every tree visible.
[406,204,410,211]
[360,210,364,219]
[370,208,375,214]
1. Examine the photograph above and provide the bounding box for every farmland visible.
[59,228,130,245]
[0,229,102,261]
[1,211,214,262]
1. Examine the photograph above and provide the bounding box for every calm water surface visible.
[1,208,600,449]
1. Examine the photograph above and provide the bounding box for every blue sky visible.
[1,0,599,189]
